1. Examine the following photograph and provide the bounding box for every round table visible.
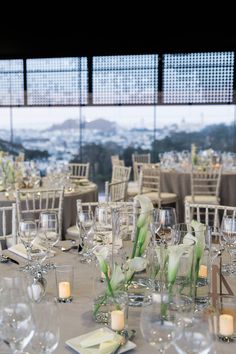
[1,246,236,353]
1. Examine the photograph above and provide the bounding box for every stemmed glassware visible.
[220,215,236,275]
[26,298,60,353]
[174,317,214,354]
[76,210,94,263]
[18,220,38,271]
[153,207,177,245]
[0,277,35,353]
[140,293,183,353]
[38,211,59,270]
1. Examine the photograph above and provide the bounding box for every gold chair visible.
[68,163,90,180]
[0,204,17,249]
[185,202,236,234]
[185,165,222,205]
[139,164,178,208]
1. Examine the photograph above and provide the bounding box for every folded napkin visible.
[66,328,125,354]
[8,243,53,259]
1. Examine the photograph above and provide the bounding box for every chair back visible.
[139,164,161,198]
[191,165,222,201]
[111,155,125,167]
[16,188,64,239]
[0,203,17,249]
[185,202,236,234]
[132,154,151,181]
[112,165,131,183]
[132,153,151,164]
[69,163,90,179]
[105,180,129,202]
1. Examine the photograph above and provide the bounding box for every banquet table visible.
[161,170,236,222]
[0,181,98,238]
[1,245,236,354]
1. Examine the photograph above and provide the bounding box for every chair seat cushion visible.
[127,181,139,197]
[185,195,220,204]
[65,225,80,240]
[142,192,177,204]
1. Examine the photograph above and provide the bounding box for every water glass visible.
[140,293,183,353]
[27,297,60,353]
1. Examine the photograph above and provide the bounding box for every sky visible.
[0,105,235,131]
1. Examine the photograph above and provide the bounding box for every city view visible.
[0,105,235,187]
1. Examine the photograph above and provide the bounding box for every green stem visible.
[132,225,140,258]
[105,273,114,297]
[93,293,108,317]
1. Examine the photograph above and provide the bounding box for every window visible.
[93,55,158,104]
[163,52,234,104]
[26,57,88,105]
[0,60,24,106]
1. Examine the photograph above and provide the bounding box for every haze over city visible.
[0,105,235,131]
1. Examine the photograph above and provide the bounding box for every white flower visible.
[93,245,109,275]
[132,195,153,257]
[110,263,125,291]
[191,220,206,261]
[167,244,190,284]
[134,195,153,228]
[125,257,147,282]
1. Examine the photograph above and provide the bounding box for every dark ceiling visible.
[0,31,235,58]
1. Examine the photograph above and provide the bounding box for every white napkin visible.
[8,243,52,259]
[66,327,136,354]
[66,328,123,354]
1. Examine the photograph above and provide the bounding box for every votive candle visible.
[219,314,234,337]
[59,281,71,299]
[198,265,208,278]
[111,310,125,331]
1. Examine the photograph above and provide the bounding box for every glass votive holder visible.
[217,295,236,342]
[55,265,74,303]
[107,291,129,336]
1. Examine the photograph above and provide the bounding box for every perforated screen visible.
[163,52,234,104]
[0,60,24,106]
[27,57,88,105]
[93,55,158,104]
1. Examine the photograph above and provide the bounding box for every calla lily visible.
[125,256,147,282]
[110,263,125,291]
[132,195,153,258]
[191,220,206,261]
[183,232,197,245]
[93,246,109,275]
[140,230,151,255]
[134,195,153,228]
[167,244,190,284]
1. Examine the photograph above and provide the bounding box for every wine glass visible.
[174,317,214,354]
[76,211,94,263]
[220,215,236,275]
[140,293,183,353]
[38,212,59,270]
[0,280,35,353]
[210,229,224,264]
[150,208,162,246]
[18,220,37,271]
[26,297,60,353]
[156,207,177,245]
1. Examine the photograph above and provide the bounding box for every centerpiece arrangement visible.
[93,194,209,323]
[93,195,153,322]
